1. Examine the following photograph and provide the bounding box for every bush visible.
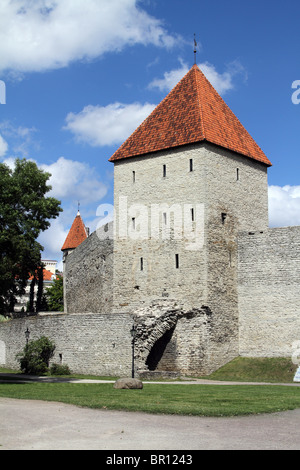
[16,336,55,375]
[50,363,71,376]
[0,315,9,322]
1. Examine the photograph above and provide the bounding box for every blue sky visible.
[1,0,300,269]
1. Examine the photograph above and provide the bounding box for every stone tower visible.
[61,210,88,312]
[109,64,272,374]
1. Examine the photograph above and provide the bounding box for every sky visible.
[1,0,300,270]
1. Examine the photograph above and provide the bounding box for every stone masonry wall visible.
[112,142,269,373]
[112,144,207,314]
[204,144,269,369]
[132,300,214,375]
[112,142,268,314]
[238,226,300,357]
[0,312,133,376]
[64,223,114,313]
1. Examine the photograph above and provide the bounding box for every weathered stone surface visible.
[0,312,134,377]
[64,224,114,314]
[238,226,300,357]
[113,378,143,389]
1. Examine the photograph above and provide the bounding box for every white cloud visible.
[2,154,108,207]
[64,102,156,147]
[268,185,300,227]
[0,121,38,157]
[38,217,69,261]
[40,156,108,204]
[148,60,189,92]
[0,134,8,157]
[0,0,178,75]
[149,59,246,95]
[199,62,236,95]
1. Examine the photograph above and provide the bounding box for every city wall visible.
[0,312,133,376]
[64,226,114,313]
[238,226,300,357]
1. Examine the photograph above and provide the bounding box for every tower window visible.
[175,254,179,269]
[163,212,167,224]
[133,171,136,183]
[163,164,166,178]
[236,168,239,181]
[132,217,135,230]
[221,213,227,224]
[191,208,194,222]
[189,159,193,172]
[140,257,144,271]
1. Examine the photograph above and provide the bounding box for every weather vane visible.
[194,34,198,65]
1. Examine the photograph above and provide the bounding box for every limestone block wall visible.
[64,224,114,313]
[238,226,300,357]
[204,144,269,368]
[132,301,212,375]
[112,144,207,313]
[112,142,269,314]
[0,312,133,376]
[111,142,270,373]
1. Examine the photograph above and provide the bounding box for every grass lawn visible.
[0,381,299,417]
[0,358,299,417]
[201,357,298,383]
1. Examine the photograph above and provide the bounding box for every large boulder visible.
[113,378,143,389]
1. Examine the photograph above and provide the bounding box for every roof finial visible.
[77,200,80,215]
[194,34,197,65]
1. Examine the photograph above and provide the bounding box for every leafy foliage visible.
[0,158,62,313]
[46,275,64,311]
[16,336,56,375]
[49,363,71,375]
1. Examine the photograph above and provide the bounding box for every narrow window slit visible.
[221,213,227,224]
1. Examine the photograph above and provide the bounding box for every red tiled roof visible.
[29,269,56,281]
[109,64,271,166]
[61,212,88,251]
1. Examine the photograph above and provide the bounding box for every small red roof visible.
[29,269,57,281]
[61,211,88,251]
[109,64,271,166]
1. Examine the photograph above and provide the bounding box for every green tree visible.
[46,275,64,311]
[0,158,62,314]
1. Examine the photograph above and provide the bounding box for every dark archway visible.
[145,326,176,371]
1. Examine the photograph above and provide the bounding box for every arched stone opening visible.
[133,303,211,374]
[145,326,176,371]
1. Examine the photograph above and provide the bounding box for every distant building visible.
[15,260,59,313]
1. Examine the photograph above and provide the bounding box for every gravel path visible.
[1,397,300,450]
